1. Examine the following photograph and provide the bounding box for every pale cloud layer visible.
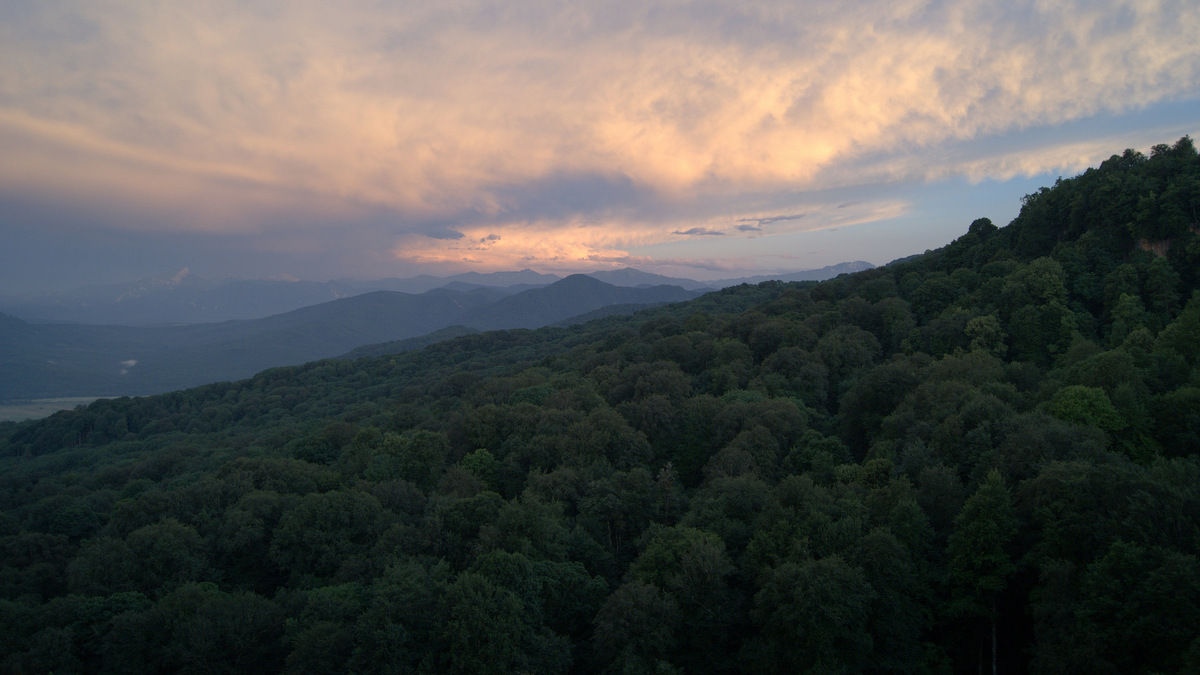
[1,0,1197,280]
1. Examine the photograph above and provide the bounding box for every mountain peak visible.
[553,274,614,289]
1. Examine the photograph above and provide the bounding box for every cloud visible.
[489,171,651,222]
[424,229,466,240]
[737,213,806,229]
[673,227,725,236]
[385,196,909,276]
[1,0,1197,278]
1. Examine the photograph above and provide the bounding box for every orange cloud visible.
[388,197,910,273]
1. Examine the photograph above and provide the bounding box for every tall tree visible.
[947,469,1017,675]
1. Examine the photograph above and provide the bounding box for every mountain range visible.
[0,275,702,400]
[0,263,872,326]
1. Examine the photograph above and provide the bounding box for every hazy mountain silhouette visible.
[706,261,875,286]
[0,269,558,326]
[0,277,701,399]
[587,268,715,290]
[340,276,702,359]
[459,275,703,330]
[0,264,870,326]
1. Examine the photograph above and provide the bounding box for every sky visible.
[2,0,1198,293]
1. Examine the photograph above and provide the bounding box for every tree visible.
[125,519,207,595]
[1074,540,1200,673]
[269,491,387,583]
[947,469,1017,675]
[442,572,570,675]
[1042,385,1126,434]
[748,555,876,674]
[593,580,680,674]
[965,315,1006,355]
[850,527,936,672]
[629,526,738,671]
[67,536,137,596]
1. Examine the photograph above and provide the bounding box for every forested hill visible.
[1,138,1198,674]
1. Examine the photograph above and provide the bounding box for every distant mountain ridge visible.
[0,263,873,326]
[587,268,715,290]
[341,276,702,360]
[0,277,701,400]
[707,261,875,286]
[460,275,702,330]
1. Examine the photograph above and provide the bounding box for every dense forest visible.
[1,138,1199,674]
